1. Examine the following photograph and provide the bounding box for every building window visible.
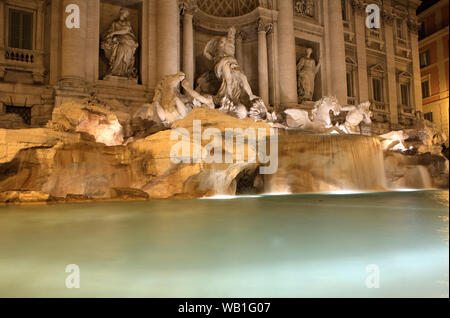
[396,18,405,40]
[419,50,430,68]
[421,80,430,98]
[372,78,383,102]
[419,22,426,39]
[5,106,31,125]
[8,9,33,50]
[400,83,410,106]
[341,0,348,21]
[346,71,354,97]
[424,112,433,122]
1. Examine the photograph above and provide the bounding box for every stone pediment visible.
[398,71,412,80]
[369,64,385,75]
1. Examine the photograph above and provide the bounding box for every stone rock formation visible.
[0,108,273,203]
[46,100,128,146]
[0,113,28,129]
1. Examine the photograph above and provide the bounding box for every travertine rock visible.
[384,151,449,189]
[47,100,128,146]
[0,191,50,203]
[0,128,83,164]
[0,113,28,129]
[0,108,273,202]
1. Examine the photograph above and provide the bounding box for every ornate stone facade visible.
[0,0,423,134]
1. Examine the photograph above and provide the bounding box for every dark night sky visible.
[417,0,441,14]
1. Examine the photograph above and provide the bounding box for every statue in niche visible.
[295,0,315,18]
[297,47,321,102]
[200,27,272,122]
[101,8,139,79]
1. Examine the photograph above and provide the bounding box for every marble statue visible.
[134,72,216,128]
[380,112,448,154]
[201,27,270,121]
[150,73,190,127]
[335,101,373,134]
[284,96,341,132]
[297,47,321,102]
[101,8,139,79]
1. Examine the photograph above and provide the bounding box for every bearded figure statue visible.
[202,27,269,121]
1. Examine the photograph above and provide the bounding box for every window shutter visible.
[22,12,33,50]
[9,10,21,48]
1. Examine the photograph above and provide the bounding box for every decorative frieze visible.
[294,0,315,19]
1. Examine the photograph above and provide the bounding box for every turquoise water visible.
[0,191,448,298]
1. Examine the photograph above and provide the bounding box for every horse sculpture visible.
[284,96,341,132]
[335,101,373,134]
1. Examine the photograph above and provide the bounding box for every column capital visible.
[407,17,421,35]
[257,19,273,34]
[179,0,197,16]
[236,30,247,41]
[351,0,366,16]
[381,8,395,26]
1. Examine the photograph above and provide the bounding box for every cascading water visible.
[264,131,387,194]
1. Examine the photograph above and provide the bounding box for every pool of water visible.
[0,191,448,298]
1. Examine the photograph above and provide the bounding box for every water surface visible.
[0,191,448,297]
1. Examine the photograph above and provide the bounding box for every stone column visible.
[327,0,347,105]
[49,0,60,85]
[85,0,100,83]
[0,0,4,49]
[277,0,298,107]
[353,2,369,102]
[146,0,158,90]
[156,0,180,81]
[383,11,399,126]
[180,2,197,90]
[408,18,423,113]
[35,1,45,51]
[236,31,246,68]
[0,0,4,80]
[60,0,88,82]
[268,21,280,109]
[258,20,271,106]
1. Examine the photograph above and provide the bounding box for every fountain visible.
[0,26,448,204]
[264,132,387,194]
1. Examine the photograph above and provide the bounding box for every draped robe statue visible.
[297,47,321,102]
[101,8,139,79]
[203,27,258,108]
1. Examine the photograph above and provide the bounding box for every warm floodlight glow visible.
[264,192,292,196]
[201,195,263,200]
[327,190,367,195]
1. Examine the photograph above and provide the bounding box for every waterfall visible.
[264,131,388,193]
